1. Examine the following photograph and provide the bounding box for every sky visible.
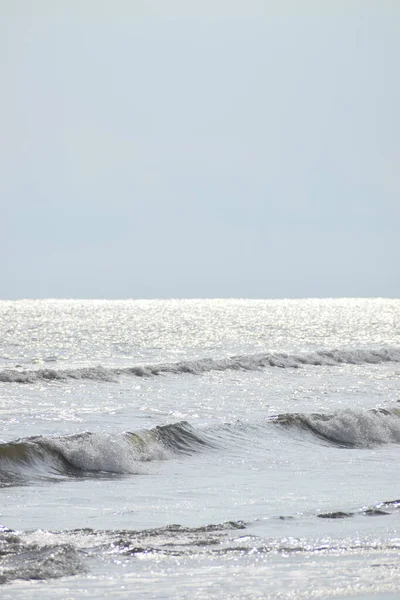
[1,0,399,299]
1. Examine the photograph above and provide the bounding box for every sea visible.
[0,298,399,599]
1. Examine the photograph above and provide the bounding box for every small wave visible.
[3,506,400,586]
[3,517,400,579]
[0,526,85,584]
[0,520,248,583]
[1,346,399,383]
[317,511,354,519]
[271,408,400,447]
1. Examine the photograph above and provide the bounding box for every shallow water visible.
[0,299,399,598]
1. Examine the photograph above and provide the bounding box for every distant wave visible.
[1,346,399,383]
[1,409,400,485]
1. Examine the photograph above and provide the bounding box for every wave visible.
[0,543,84,584]
[271,407,400,447]
[1,409,400,485]
[0,422,215,485]
[0,520,246,584]
[1,346,399,383]
[2,507,400,584]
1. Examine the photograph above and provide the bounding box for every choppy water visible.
[0,299,399,599]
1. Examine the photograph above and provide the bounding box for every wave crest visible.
[1,346,399,384]
[272,408,400,447]
[0,422,214,484]
[1,409,399,485]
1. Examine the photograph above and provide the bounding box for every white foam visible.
[302,409,400,446]
[42,432,169,473]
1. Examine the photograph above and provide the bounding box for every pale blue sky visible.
[2,1,399,298]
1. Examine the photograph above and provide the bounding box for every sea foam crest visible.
[1,346,399,383]
[272,408,400,447]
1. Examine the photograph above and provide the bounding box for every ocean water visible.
[0,298,399,599]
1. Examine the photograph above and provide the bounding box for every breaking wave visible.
[0,422,215,485]
[1,408,400,485]
[270,407,400,447]
[1,346,399,383]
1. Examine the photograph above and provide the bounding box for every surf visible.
[1,346,399,383]
[1,408,400,486]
